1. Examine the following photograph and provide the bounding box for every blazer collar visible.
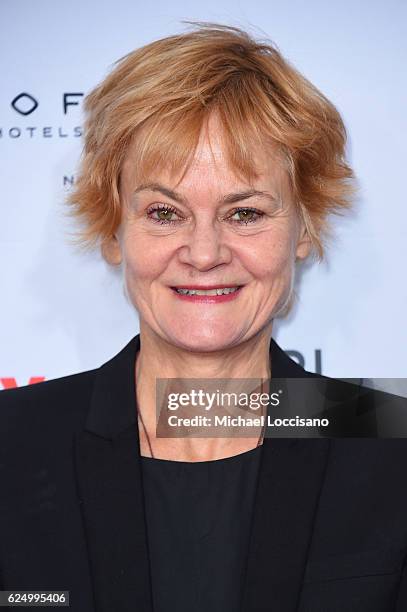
[75,333,330,612]
[84,332,308,440]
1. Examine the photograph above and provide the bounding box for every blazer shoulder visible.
[0,367,98,440]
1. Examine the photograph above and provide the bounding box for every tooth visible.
[176,286,240,296]
[200,289,217,295]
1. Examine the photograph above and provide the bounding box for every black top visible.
[140,445,263,612]
[2,334,407,612]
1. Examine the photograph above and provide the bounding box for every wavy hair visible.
[66,22,355,259]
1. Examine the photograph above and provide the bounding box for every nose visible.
[177,219,232,271]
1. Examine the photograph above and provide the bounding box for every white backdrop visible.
[1,0,406,391]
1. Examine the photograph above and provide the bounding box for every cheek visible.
[239,229,296,282]
[121,231,172,283]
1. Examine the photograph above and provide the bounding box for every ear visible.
[101,234,122,266]
[295,223,312,260]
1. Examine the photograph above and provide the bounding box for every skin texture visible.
[102,112,311,460]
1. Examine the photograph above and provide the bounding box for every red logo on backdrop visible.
[0,351,323,390]
[1,377,45,390]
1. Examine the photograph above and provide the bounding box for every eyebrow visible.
[133,182,277,205]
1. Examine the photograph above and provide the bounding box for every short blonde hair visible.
[67,22,355,259]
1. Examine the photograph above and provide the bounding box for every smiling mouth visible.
[171,286,243,296]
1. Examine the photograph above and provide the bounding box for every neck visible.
[138,320,273,379]
[135,321,273,461]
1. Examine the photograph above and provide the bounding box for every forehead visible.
[121,112,290,196]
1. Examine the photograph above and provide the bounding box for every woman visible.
[1,23,407,612]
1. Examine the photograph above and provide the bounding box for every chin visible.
[163,324,245,353]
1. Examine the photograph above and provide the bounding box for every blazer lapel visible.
[74,334,330,612]
[74,334,153,612]
[242,339,331,611]
[241,437,330,611]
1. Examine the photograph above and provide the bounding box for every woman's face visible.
[107,114,311,351]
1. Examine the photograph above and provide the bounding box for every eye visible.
[146,204,183,225]
[227,207,264,225]
[145,204,265,226]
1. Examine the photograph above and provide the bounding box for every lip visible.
[171,285,242,290]
[170,285,244,303]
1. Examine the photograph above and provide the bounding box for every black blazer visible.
[1,334,407,611]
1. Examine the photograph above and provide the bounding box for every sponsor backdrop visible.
[1,0,406,391]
